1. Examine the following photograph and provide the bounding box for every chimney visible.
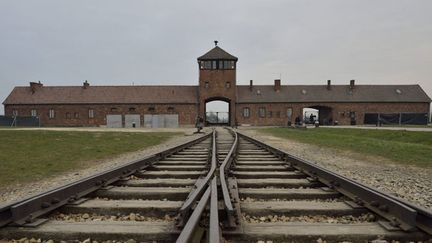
[274,79,281,92]
[327,80,331,90]
[83,80,90,89]
[30,81,43,93]
[249,80,253,91]
[349,79,355,89]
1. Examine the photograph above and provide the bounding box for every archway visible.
[205,97,230,126]
[303,106,333,125]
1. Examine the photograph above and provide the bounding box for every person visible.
[309,113,314,124]
[195,116,204,133]
[295,116,301,126]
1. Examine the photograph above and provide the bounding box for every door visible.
[125,115,141,128]
[106,115,122,128]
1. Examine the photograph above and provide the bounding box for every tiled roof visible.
[3,84,430,105]
[237,85,431,103]
[197,46,238,61]
[3,85,199,105]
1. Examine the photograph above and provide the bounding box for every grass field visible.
[260,128,432,167]
[0,130,179,188]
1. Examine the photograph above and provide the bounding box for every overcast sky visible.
[1,0,431,115]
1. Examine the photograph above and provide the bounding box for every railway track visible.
[0,131,215,242]
[1,128,432,242]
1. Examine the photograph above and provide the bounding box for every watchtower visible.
[197,41,238,126]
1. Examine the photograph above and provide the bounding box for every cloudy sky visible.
[1,0,431,114]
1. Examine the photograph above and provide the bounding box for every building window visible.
[219,60,224,69]
[243,107,250,118]
[129,107,136,112]
[268,111,273,118]
[205,81,209,89]
[167,107,175,112]
[259,107,266,118]
[66,112,71,119]
[30,109,37,117]
[110,107,117,112]
[89,109,94,118]
[148,107,155,112]
[200,61,212,69]
[224,60,235,69]
[225,82,231,89]
[200,60,235,70]
[74,112,79,119]
[287,108,293,120]
[49,109,55,119]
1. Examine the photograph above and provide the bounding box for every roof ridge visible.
[197,46,238,60]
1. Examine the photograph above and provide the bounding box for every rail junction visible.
[0,128,431,242]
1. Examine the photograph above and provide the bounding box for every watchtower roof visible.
[198,46,238,61]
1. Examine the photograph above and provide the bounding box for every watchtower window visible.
[200,60,235,70]
[224,61,235,69]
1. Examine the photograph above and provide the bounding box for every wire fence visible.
[0,116,40,127]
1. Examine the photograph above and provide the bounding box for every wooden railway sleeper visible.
[237,130,432,235]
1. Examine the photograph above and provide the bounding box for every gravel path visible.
[0,128,209,206]
[238,128,432,210]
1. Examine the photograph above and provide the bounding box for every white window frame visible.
[31,109,37,117]
[89,109,94,118]
[243,107,250,118]
[49,109,55,119]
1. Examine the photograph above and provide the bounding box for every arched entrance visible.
[303,106,333,125]
[205,97,230,126]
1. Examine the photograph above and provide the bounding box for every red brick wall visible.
[235,102,430,126]
[4,103,198,127]
[198,69,237,125]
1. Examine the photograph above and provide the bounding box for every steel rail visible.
[219,127,238,228]
[178,129,218,219]
[176,135,220,243]
[0,132,211,228]
[209,177,220,242]
[176,184,211,243]
[237,131,432,235]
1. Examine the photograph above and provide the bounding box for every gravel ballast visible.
[239,128,432,210]
[242,213,376,224]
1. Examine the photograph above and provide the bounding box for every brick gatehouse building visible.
[3,43,431,127]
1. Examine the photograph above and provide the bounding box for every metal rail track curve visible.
[1,127,432,243]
